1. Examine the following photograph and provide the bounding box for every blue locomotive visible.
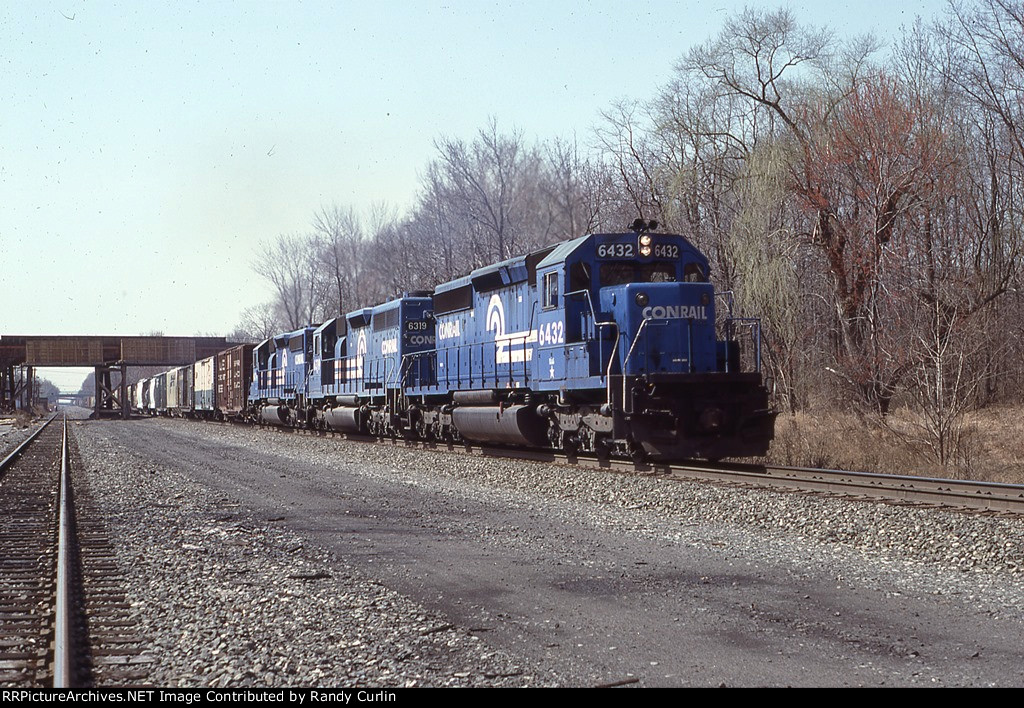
[247,222,776,461]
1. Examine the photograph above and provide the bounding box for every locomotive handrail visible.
[403,349,440,393]
[383,352,400,388]
[565,288,599,329]
[621,317,653,373]
[620,318,670,414]
[397,353,415,390]
[567,287,617,380]
[716,290,735,317]
[525,299,540,387]
[604,323,622,409]
[405,331,536,393]
[725,316,763,373]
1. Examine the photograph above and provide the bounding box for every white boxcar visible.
[194,355,216,415]
[134,378,148,412]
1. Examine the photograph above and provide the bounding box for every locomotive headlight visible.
[635,291,649,307]
[639,233,653,256]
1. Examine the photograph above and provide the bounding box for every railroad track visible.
[245,421,1024,517]
[0,415,151,687]
[663,460,1024,516]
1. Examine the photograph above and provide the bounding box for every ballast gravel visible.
[175,420,1024,608]
[71,417,1024,686]
[72,422,550,687]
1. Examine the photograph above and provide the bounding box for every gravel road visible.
[71,417,1024,687]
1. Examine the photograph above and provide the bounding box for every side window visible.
[543,271,559,309]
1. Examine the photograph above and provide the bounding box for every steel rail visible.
[0,412,57,473]
[751,463,1024,514]
[491,447,1024,515]
[54,413,73,688]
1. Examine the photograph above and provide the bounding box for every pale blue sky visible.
[1,0,943,389]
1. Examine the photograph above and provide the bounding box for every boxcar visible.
[194,356,216,418]
[216,343,254,420]
[150,372,168,414]
[167,365,194,417]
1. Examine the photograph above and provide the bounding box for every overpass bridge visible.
[0,335,235,418]
[56,392,93,407]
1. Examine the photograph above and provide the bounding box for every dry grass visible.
[958,405,1024,484]
[764,405,1024,484]
[0,410,35,428]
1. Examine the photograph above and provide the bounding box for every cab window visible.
[599,262,677,286]
[543,271,559,309]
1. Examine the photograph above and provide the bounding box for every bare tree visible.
[593,100,667,227]
[540,137,603,240]
[229,301,281,342]
[938,0,1024,167]
[431,118,544,263]
[312,204,364,317]
[888,301,988,475]
[251,233,327,330]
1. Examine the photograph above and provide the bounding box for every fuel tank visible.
[260,405,290,426]
[451,405,547,447]
[324,406,362,433]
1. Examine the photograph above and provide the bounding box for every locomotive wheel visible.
[627,438,647,463]
[562,432,579,456]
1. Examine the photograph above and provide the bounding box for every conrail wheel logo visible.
[487,294,536,364]
[345,330,367,380]
[486,294,505,339]
[643,305,708,320]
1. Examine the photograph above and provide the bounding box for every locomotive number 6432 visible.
[597,243,635,258]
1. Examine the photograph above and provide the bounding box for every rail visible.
[54,414,73,687]
[0,411,57,471]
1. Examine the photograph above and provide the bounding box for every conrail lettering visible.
[642,305,708,320]
[437,319,461,340]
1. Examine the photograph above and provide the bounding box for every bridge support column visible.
[93,363,128,419]
[0,365,13,412]
[21,366,34,412]
[3,366,35,412]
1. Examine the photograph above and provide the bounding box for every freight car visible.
[244,224,776,461]
[128,344,254,422]
[194,356,216,417]
[216,344,255,420]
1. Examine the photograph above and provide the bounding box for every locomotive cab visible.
[533,231,713,384]
[531,229,776,460]
[311,318,341,390]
